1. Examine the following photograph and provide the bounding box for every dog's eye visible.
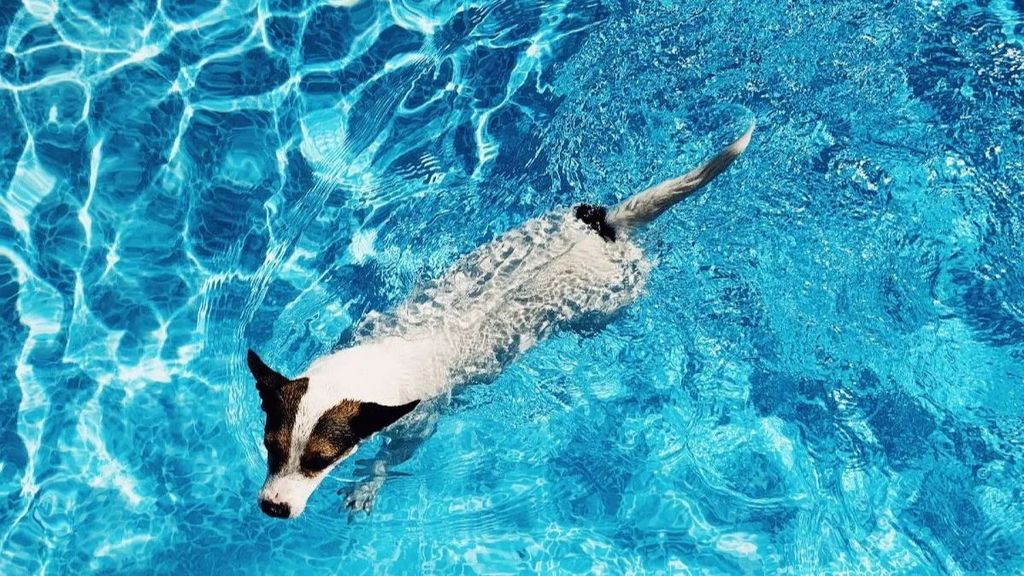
[300,453,335,474]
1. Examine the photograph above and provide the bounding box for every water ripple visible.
[2,0,1024,573]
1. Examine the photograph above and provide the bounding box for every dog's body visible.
[249,125,753,518]
[338,209,649,397]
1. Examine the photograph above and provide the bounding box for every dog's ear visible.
[350,400,420,441]
[247,349,287,392]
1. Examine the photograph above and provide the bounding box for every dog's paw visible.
[344,477,384,515]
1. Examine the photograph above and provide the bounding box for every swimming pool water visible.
[1,0,1023,573]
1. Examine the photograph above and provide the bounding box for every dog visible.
[248,124,753,519]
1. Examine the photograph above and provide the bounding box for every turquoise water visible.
[2,0,1023,573]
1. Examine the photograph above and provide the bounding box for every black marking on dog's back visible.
[575,204,616,242]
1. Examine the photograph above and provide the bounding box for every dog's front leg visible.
[343,460,387,514]
[343,411,437,514]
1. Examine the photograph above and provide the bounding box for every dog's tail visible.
[605,123,754,235]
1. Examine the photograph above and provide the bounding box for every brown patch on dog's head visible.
[247,349,308,474]
[299,399,420,477]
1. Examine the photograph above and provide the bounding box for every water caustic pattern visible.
[0,0,1022,572]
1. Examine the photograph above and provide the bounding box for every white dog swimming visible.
[247,124,753,519]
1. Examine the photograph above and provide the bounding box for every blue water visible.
[1,0,1023,573]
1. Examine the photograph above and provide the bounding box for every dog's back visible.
[354,211,649,386]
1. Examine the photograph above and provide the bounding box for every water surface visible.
[1,0,1023,573]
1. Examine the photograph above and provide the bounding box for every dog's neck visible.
[300,335,450,407]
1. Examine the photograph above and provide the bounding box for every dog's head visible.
[246,349,418,519]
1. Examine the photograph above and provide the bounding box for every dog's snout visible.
[259,498,291,519]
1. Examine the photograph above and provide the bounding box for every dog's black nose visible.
[260,499,291,519]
